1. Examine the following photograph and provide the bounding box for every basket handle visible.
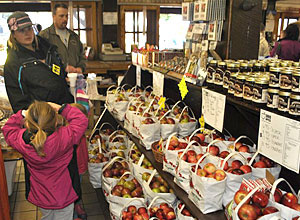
[220,152,247,170]
[179,106,195,120]
[194,152,210,173]
[165,132,179,152]
[102,156,125,172]
[270,178,297,202]
[189,127,206,142]
[147,169,157,185]
[137,154,145,167]
[235,187,261,214]
[128,143,138,159]
[233,135,256,151]
[97,138,102,154]
[171,100,186,112]
[121,84,132,91]
[248,151,259,166]
[159,110,172,121]
[147,195,170,210]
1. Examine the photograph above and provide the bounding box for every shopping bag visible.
[176,201,196,220]
[139,111,160,150]
[177,106,197,138]
[106,85,118,112]
[131,154,156,183]
[159,110,178,140]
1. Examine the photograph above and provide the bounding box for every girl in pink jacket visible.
[3,101,88,220]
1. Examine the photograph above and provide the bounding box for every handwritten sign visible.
[258,109,300,173]
[178,77,189,100]
[136,65,141,87]
[202,88,226,132]
[153,71,164,96]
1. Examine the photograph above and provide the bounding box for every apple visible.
[196,153,204,163]
[142,118,155,124]
[169,136,179,147]
[219,151,230,159]
[231,160,243,169]
[155,209,164,219]
[252,191,269,208]
[281,192,298,208]
[160,117,167,124]
[166,118,175,124]
[133,214,143,220]
[122,188,132,196]
[228,137,236,141]
[124,180,136,191]
[207,145,219,156]
[196,133,206,143]
[182,208,191,216]
[235,142,243,150]
[141,212,149,219]
[232,169,244,175]
[262,206,279,215]
[166,211,176,220]
[240,165,252,174]
[238,204,258,220]
[129,105,137,111]
[234,190,250,205]
[252,204,262,217]
[190,135,201,144]
[178,142,188,149]
[220,160,229,171]
[274,188,283,203]
[187,155,197,163]
[128,205,137,214]
[214,169,226,181]
[238,145,250,153]
[203,163,216,175]
[253,161,267,168]
[196,168,207,177]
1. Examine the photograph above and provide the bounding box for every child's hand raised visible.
[47,102,61,112]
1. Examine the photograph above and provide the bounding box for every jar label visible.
[267,93,279,108]
[214,68,224,85]
[278,96,289,111]
[243,85,253,100]
[289,99,300,115]
[280,74,292,89]
[206,67,215,83]
[223,70,230,88]
[253,88,267,103]
[234,82,243,97]
[292,76,300,92]
[269,72,279,87]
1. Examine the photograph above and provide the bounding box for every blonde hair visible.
[25,101,57,157]
[7,31,39,51]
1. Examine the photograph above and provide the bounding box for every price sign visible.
[158,97,166,110]
[153,71,164,96]
[201,88,226,132]
[258,109,300,173]
[136,65,141,87]
[178,77,189,100]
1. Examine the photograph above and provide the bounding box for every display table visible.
[85,61,131,74]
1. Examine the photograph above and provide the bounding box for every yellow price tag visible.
[158,97,166,110]
[178,77,189,100]
[52,64,60,75]
[199,115,205,129]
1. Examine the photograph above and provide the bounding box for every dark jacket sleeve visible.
[270,41,279,57]
[4,54,32,113]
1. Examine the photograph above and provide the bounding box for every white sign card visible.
[136,65,141,87]
[202,88,226,132]
[103,12,118,25]
[153,71,164,96]
[258,109,300,173]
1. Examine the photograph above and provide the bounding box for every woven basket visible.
[151,141,164,163]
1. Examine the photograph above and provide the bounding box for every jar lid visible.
[293,62,300,67]
[236,75,246,80]
[246,77,256,82]
[281,69,293,74]
[228,63,240,68]
[240,63,250,67]
[254,63,262,67]
[218,61,226,66]
[292,71,300,77]
[255,78,268,84]
[268,88,279,93]
[230,72,238,77]
[269,67,282,72]
[210,60,218,64]
[268,62,277,67]
[290,93,300,100]
[279,90,291,96]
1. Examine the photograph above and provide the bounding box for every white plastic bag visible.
[177,106,197,138]
[159,110,178,140]
[139,111,160,150]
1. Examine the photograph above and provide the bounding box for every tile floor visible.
[9,160,111,220]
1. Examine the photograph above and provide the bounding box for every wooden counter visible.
[85,61,132,74]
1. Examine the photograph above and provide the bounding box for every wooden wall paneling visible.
[120,6,126,50]
[229,0,262,59]
[97,2,103,54]
[91,2,98,57]
[273,12,281,41]
[147,10,157,45]
[0,148,10,220]
[156,6,160,48]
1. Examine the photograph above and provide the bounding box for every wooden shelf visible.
[111,112,226,220]
[85,60,132,74]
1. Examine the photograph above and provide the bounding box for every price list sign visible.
[153,71,164,96]
[201,88,226,132]
[258,109,300,173]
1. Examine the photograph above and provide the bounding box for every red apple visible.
[187,155,197,163]
[220,160,229,171]
[169,136,179,147]
[214,169,226,181]
[182,208,191,216]
[281,192,298,208]
[238,204,258,220]
[291,203,300,211]
[235,142,243,150]
[274,188,283,203]
[240,165,252,174]
[166,211,176,220]
[228,137,236,141]
[133,214,143,220]
[252,204,262,217]
[252,191,269,208]
[207,145,219,156]
[196,133,205,143]
[231,160,243,169]
[234,190,250,205]
[262,206,279,215]
[196,168,207,177]
[141,212,149,220]
[253,161,267,168]
[219,151,230,159]
[232,169,244,175]
[196,153,204,163]
[203,163,216,175]
[238,145,250,153]
[128,205,137,214]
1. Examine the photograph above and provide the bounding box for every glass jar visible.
[266,62,277,73]
[243,77,255,102]
[292,70,300,93]
[214,61,226,92]
[234,74,246,100]
[253,63,264,73]
[279,69,293,90]
[267,88,279,109]
[253,78,268,106]
[228,72,238,96]
[206,60,218,89]
[269,67,281,88]
[223,63,239,94]
[289,93,300,116]
[278,90,291,113]
[240,63,252,73]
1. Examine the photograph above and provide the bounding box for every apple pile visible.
[100,128,114,137]
[111,177,143,198]
[110,144,127,151]
[110,150,126,159]
[122,205,149,220]
[179,114,196,124]
[88,153,109,163]
[234,189,280,220]
[275,189,300,211]
[142,118,155,124]
[167,136,188,151]
[142,172,174,194]
[193,163,226,181]
[188,133,206,144]
[252,155,276,168]
[160,117,175,125]
[116,93,128,102]
[178,150,204,164]
[156,108,170,119]
[222,159,252,175]
[103,161,129,179]
[178,203,192,217]
[149,203,176,220]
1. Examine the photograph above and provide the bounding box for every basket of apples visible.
[163,134,188,176]
[188,152,226,214]
[227,136,256,160]
[118,199,150,220]
[177,106,197,138]
[142,171,176,206]
[268,178,300,219]
[106,85,118,112]
[131,152,156,183]
[176,202,196,220]
[124,97,143,134]
[174,140,204,193]
[187,127,215,146]
[109,171,145,219]
[158,110,178,140]
[97,122,115,146]
[148,196,177,220]
[230,185,281,220]
[220,152,252,207]
[248,152,281,180]
[102,157,130,198]
[112,89,129,121]
[151,138,165,163]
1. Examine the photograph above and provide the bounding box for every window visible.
[277,17,298,40]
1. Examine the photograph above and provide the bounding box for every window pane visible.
[73,8,86,29]
[79,30,87,45]
[125,12,133,32]
[138,11,146,33]
[159,14,189,49]
[125,33,134,53]
[138,33,146,49]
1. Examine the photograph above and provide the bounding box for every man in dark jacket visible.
[39,3,86,74]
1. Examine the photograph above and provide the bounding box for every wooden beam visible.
[0,147,11,220]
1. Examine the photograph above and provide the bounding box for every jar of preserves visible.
[243,77,255,102]
[206,60,218,88]
[269,67,281,88]
[223,63,239,94]
[279,69,292,90]
[266,62,277,73]
[234,74,246,99]
[253,62,264,73]
[228,72,238,96]
[292,71,300,93]
[214,61,226,92]
[278,90,291,113]
[292,62,300,68]
[289,93,300,116]
[267,88,279,109]
[240,63,252,73]
[253,78,268,106]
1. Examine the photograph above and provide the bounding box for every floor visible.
[9,160,111,220]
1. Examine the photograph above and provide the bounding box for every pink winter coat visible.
[77,136,88,175]
[2,104,88,209]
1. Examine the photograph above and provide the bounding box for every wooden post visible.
[0,147,11,220]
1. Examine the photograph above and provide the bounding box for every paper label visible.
[202,88,226,132]
[136,65,141,87]
[258,109,300,173]
[153,71,164,96]
[158,97,166,110]
[178,77,189,100]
